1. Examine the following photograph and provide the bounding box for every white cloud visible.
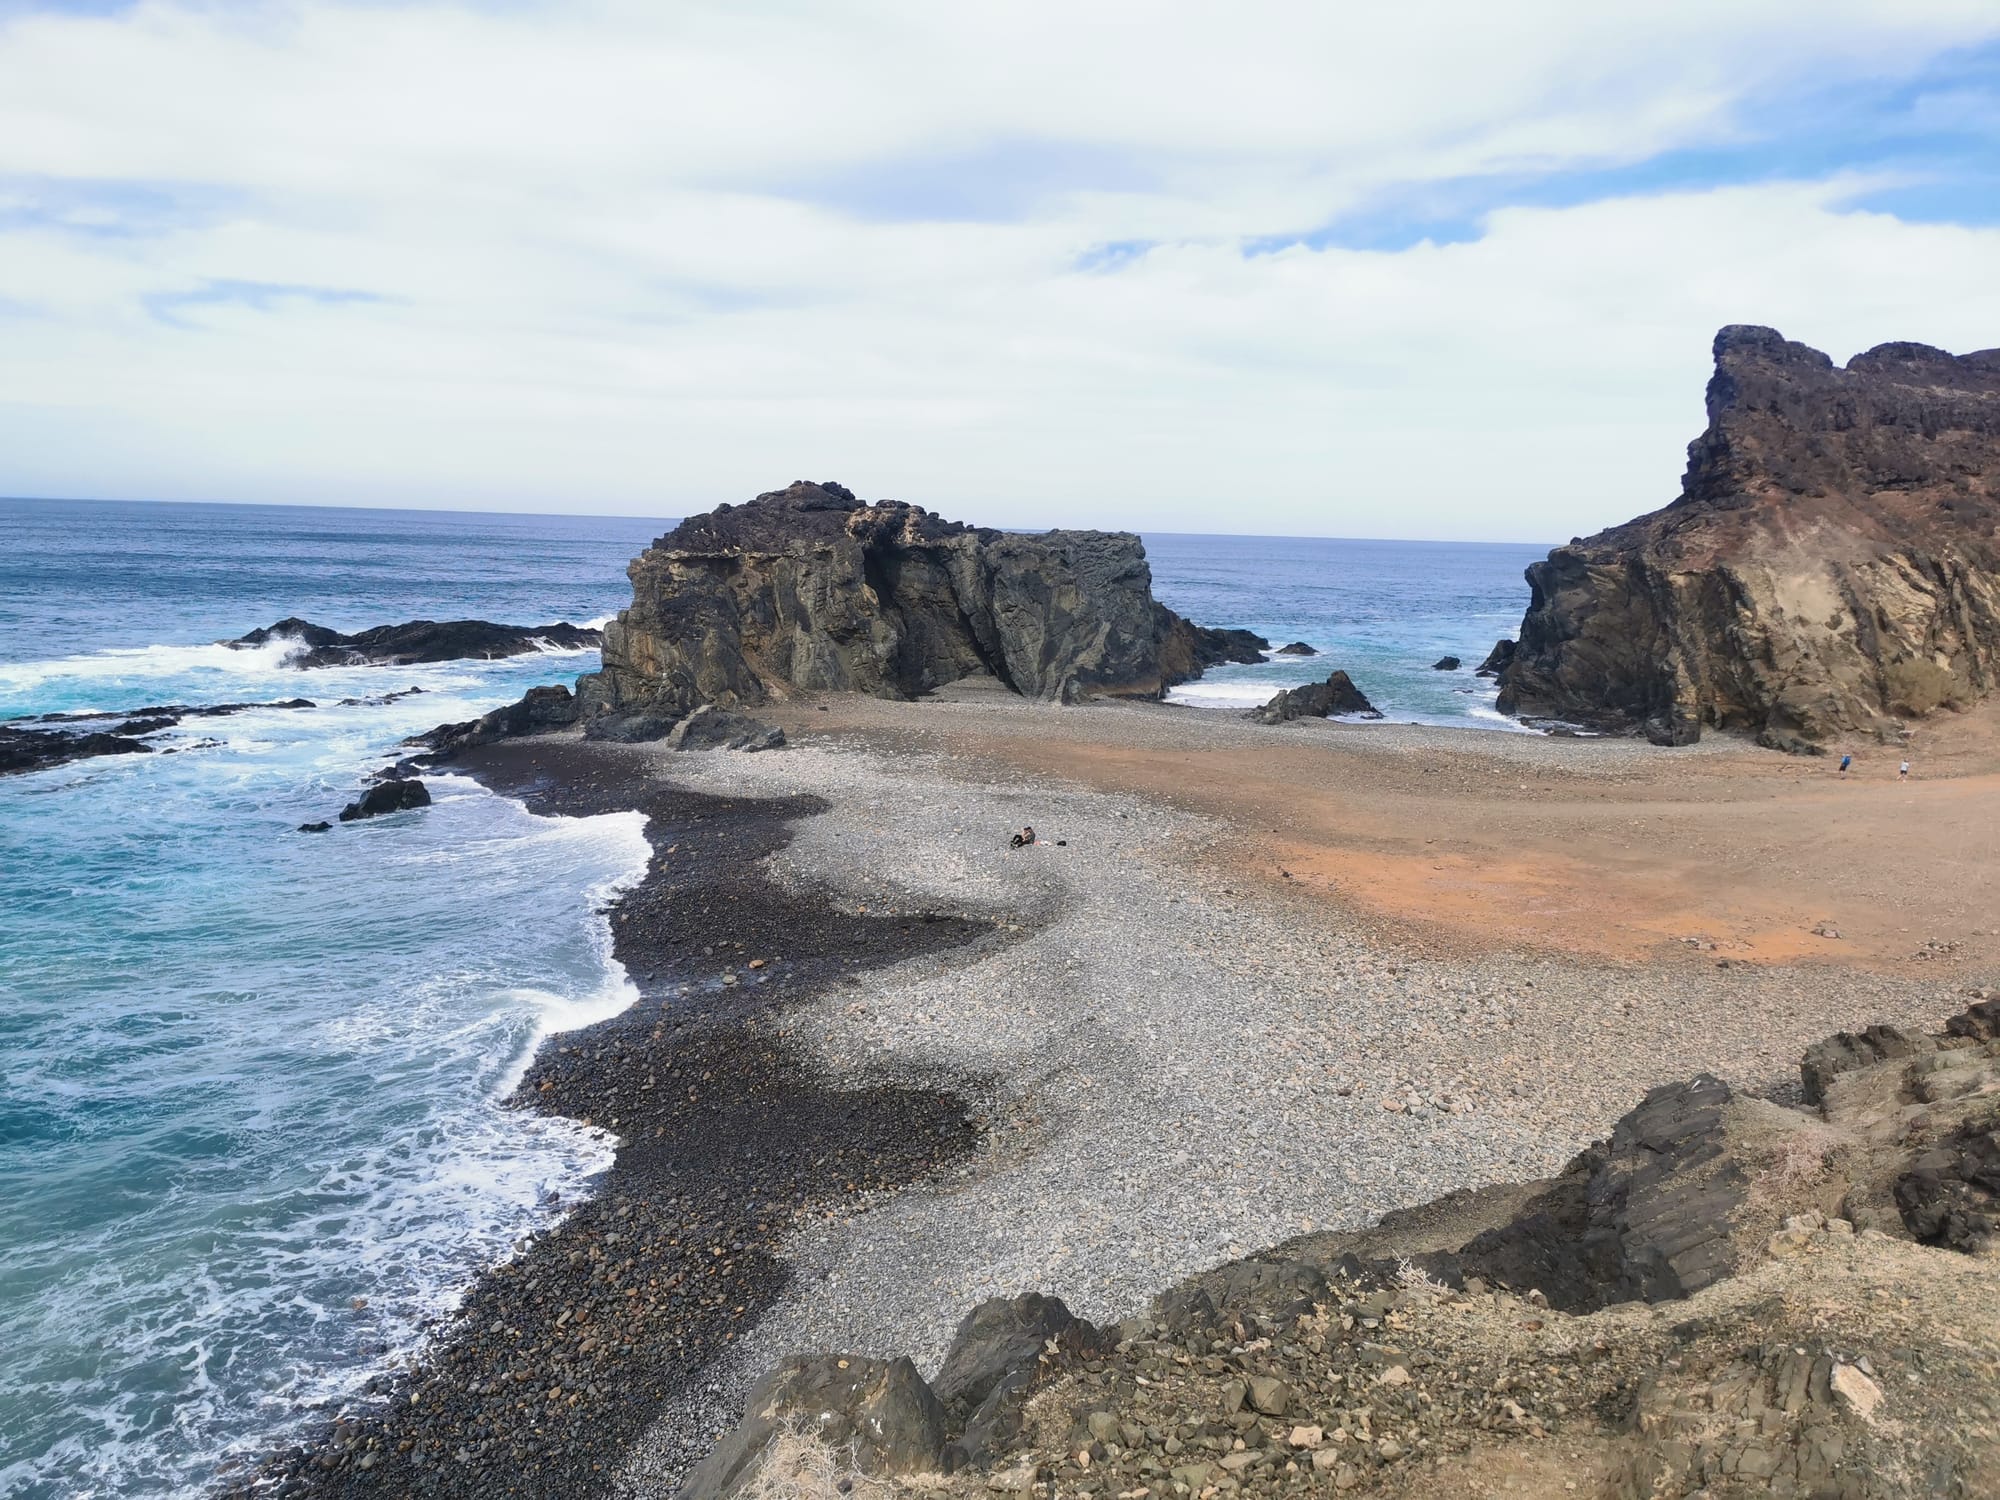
[0,0,1996,537]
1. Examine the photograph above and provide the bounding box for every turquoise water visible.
[1142,533,1549,727]
[0,500,1542,1498]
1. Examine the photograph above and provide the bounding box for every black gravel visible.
[229,738,997,1499]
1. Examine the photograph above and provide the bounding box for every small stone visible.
[1377,1365,1412,1387]
[1287,1426,1323,1449]
[1334,1462,1362,1490]
[1219,1452,1259,1473]
[1377,1438,1403,1460]
[1830,1362,1884,1421]
[1088,1412,1120,1443]
[1246,1376,1290,1415]
[1310,1450,1341,1473]
[1220,1379,1246,1414]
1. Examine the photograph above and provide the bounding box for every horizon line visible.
[0,492,1564,551]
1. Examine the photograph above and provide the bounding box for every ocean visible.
[0,498,1547,1498]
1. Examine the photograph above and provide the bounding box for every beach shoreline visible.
[259,689,1998,1496]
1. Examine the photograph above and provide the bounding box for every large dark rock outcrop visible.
[1499,326,2000,748]
[576,481,1265,716]
[0,724,154,776]
[413,684,583,758]
[1252,670,1382,724]
[233,617,601,668]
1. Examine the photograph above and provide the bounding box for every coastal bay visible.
[274,681,1994,1494]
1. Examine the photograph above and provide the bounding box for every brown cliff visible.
[1498,326,2000,749]
[576,481,1265,716]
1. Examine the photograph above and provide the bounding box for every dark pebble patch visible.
[229,738,998,1499]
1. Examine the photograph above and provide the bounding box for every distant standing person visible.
[1900,760,1910,780]
[1839,754,1852,776]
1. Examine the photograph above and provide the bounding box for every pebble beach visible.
[268,685,1991,1496]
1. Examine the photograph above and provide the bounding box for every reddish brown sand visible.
[767,684,2000,976]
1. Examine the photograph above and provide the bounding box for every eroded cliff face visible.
[1499,326,2000,748]
[578,481,1263,715]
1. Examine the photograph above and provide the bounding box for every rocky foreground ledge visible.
[691,1000,2000,1500]
[1499,326,2000,751]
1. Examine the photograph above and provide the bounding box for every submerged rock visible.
[0,725,155,777]
[1274,641,1318,656]
[233,616,601,668]
[1431,655,1462,671]
[576,480,1265,717]
[337,778,431,821]
[1500,325,2000,748]
[1253,670,1382,724]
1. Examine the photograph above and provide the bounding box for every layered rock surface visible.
[576,481,1265,716]
[1499,326,2000,748]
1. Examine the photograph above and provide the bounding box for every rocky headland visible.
[574,481,1264,722]
[1499,326,2000,749]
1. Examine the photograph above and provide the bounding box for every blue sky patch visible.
[1247,36,2000,257]
[143,279,382,328]
[0,177,246,240]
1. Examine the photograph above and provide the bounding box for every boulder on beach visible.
[1432,655,1462,671]
[1499,326,2000,749]
[337,777,431,821]
[1274,641,1318,656]
[665,705,786,752]
[581,709,681,744]
[683,1294,1104,1500]
[678,1354,948,1500]
[232,616,601,668]
[1253,670,1382,724]
[573,480,1267,717]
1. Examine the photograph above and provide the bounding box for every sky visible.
[1,3,1999,540]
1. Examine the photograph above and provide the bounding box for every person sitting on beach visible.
[1009,825,1036,849]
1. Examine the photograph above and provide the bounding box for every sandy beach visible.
[274,688,1998,1496]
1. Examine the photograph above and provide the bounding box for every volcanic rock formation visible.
[1498,326,2000,749]
[1253,670,1381,724]
[574,482,1266,717]
[233,617,600,668]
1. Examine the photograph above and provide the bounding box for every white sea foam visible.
[1165,679,1280,708]
[0,635,305,697]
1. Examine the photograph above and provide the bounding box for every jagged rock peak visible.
[1500,325,2000,749]
[656,480,977,554]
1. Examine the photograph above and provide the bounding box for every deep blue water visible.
[0,499,1544,1498]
